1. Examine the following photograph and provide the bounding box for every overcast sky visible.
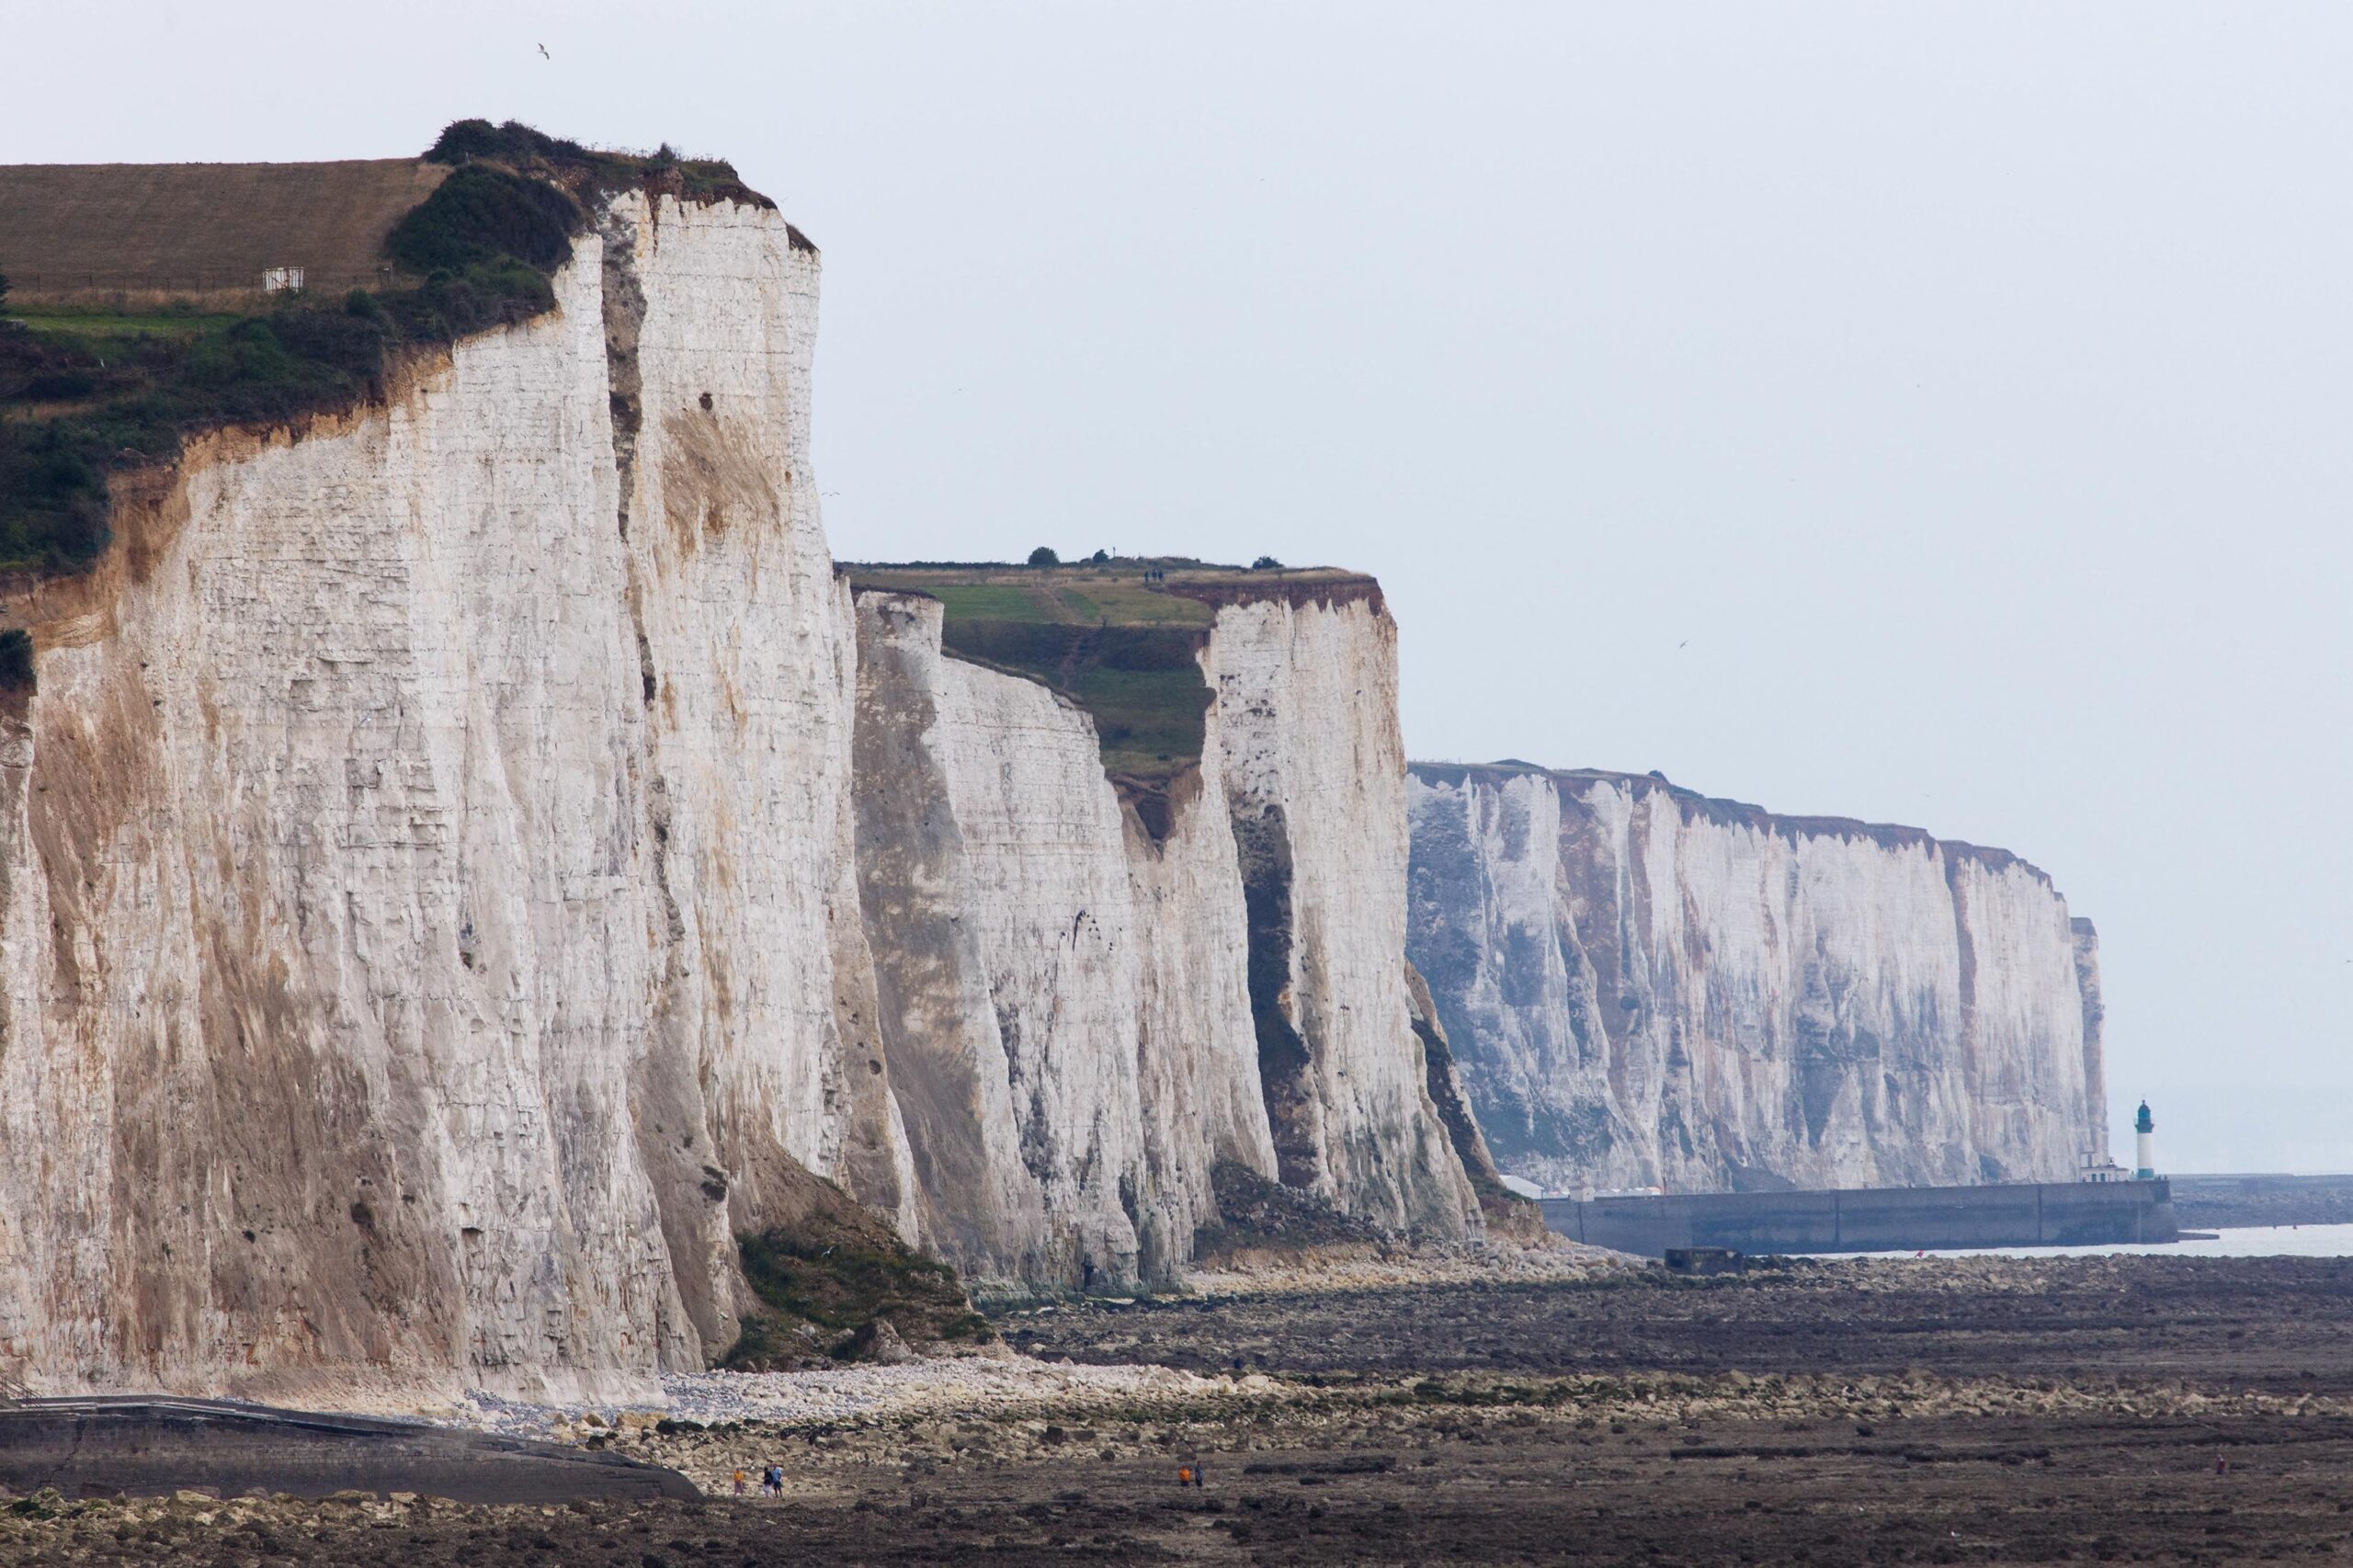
[11,2,2347,1172]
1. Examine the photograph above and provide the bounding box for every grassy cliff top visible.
[844,560,1382,842]
[840,558,1381,624]
[0,120,778,594]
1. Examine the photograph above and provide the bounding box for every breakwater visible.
[1541,1180,2176,1257]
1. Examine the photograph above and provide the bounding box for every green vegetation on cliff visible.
[846,561,1222,838]
[845,559,1379,841]
[722,1175,991,1371]
[0,120,768,579]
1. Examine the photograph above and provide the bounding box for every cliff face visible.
[849,590,1477,1296]
[0,191,894,1403]
[1206,597,1480,1234]
[1405,765,2103,1197]
[0,172,1481,1402]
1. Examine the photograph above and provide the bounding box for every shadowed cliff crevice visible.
[1232,802,1322,1191]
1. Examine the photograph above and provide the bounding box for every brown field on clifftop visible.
[0,160,448,300]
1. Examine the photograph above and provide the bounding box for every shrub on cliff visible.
[0,631,34,693]
[426,118,770,210]
[386,165,580,274]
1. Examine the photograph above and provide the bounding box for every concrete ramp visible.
[0,1397,696,1504]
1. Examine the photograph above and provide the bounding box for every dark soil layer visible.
[1015,1255,2353,1394]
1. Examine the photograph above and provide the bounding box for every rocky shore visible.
[7,1253,2353,1563]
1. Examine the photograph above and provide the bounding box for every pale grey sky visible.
[9,2,2347,1171]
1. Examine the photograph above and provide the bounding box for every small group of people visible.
[731,1464,787,1497]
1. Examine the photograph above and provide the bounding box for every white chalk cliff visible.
[0,174,1482,1402]
[0,190,896,1404]
[1406,765,2107,1197]
[849,587,1482,1300]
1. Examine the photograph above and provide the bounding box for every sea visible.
[1829,1223,2353,1261]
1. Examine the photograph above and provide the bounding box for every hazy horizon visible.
[9,1,2347,1173]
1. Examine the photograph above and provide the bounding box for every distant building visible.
[2080,1153,2131,1184]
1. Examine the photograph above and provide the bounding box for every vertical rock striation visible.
[1205,595,1482,1236]
[1406,764,2104,1197]
[847,587,1478,1296]
[0,190,892,1403]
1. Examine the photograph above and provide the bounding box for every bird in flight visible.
[538,42,551,58]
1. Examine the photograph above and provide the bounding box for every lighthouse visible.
[2134,1101,2156,1180]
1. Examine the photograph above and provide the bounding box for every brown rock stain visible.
[658,404,778,554]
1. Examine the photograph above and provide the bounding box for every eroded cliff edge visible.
[1405,763,2107,1197]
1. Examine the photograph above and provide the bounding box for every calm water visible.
[1827,1223,2353,1261]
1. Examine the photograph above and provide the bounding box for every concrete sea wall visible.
[1542,1180,2176,1257]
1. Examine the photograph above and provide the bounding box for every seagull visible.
[537,42,550,58]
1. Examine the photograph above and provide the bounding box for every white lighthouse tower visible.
[2133,1100,2156,1180]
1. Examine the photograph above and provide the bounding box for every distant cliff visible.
[1406,764,2106,1197]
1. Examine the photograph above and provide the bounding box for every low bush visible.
[385,164,580,274]
[0,630,33,691]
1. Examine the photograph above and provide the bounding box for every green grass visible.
[926,582,1062,621]
[1061,582,1214,625]
[1067,665,1214,772]
[6,306,239,340]
[848,565,1228,828]
[849,568,1216,630]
